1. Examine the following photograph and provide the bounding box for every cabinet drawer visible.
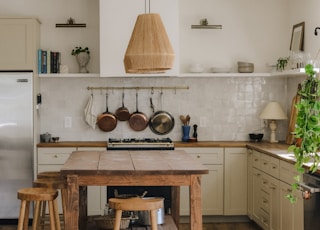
[37,147,76,164]
[279,160,297,184]
[260,190,270,213]
[176,147,223,164]
[260,154,279,178]
[252,150,261,168]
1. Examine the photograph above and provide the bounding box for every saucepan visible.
[96,93,117,132]
[128,92,148,131]
[149,93,174,135]
[137,197,165,225]
[115,91,130,121]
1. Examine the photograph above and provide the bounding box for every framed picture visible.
[290,22,305,51]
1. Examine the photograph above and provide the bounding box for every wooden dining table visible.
[60,150,209,230]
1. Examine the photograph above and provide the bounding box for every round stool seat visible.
[18,188,58,201]
[108,197,163,230]
[109,197,163,211]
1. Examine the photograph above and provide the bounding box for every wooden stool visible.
[17,187,61,230]
[108,197,163,230]
[33,178,67,230]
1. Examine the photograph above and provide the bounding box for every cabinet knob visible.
[54,154,59,158]
[197,155,200,158]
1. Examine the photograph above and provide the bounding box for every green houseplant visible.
[287,63,320,202]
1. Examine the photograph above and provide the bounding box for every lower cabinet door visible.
[180,164,224,215]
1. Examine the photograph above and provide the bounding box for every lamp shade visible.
[124,13,175,74]
[259,101,287,120]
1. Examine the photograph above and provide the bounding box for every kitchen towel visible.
[84,94,97,129]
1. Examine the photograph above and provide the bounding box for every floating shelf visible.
[191,25,222,29]
[55,18,86,28]
[56,23,86,28]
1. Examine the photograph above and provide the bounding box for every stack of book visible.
[38,49,61,74]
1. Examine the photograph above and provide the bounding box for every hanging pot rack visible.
[87,86,189,92]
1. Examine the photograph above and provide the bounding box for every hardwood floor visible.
[0,222,262,230]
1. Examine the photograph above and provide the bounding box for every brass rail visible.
[87,86,189,91]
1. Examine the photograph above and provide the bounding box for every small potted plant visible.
[71,46,90,73]
[287,63,320,202]
[276,57,289,71]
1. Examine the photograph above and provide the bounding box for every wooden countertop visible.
[61,150,209,176]
[37,141,248,148]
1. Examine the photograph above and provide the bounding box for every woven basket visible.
[94,216,131,230]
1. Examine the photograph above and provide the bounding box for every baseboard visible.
[180,215,251,224]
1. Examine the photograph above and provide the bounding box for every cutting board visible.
[286,86,301,144]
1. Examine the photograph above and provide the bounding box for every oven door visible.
[300,174,320,230]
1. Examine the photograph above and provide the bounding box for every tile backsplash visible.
[39,75,302,142]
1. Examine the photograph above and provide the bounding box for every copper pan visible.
[128,92,148,131]
[97,93,117,132]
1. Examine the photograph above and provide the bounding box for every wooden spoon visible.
[186,115,190,125]
[180,115,186,125]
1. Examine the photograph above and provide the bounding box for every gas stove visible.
[107,138,174,150]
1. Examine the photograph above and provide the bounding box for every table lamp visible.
[259,101,287,143]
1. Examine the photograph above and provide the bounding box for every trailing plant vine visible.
[287,63,320,203]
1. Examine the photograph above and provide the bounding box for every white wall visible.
[2,0,314,142]
[179,0,290,73]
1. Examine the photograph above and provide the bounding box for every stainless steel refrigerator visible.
[0,71,34,219]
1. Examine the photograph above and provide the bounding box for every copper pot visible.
[128,92,148,131]
[115,91,130,121]
[97,93,117,132]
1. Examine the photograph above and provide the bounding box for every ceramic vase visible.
[76,52,90,73]
[182,125,190,142]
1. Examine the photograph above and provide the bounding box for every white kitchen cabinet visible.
[37,147,106,215]
[248,149,280,230]
[224,147,247,215]
[0,18,40,71]
[176,147,224,216]
[99,0,179,77]
[279,160,304,230]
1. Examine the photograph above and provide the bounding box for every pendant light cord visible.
[144,0,150,14]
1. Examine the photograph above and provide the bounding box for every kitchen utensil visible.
[40,133,51,143]
[97,93,117,132]
[180,115,186,125]
[115,91,130,121]
[186,114,190,125]
[128,92,148,131]
[286,84,301,144]
[149,95,175,135]
[137,197,165,225]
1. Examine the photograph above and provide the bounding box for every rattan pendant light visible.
[124,1,175,74]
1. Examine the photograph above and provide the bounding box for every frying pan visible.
[149,95,175,135]
[115,91,130,121]
[128,92,148,131]
[97,93,117,132]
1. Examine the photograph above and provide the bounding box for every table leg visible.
[65,175,79,230]
[189,175,202,230]
[171,186,180,229]
[79,186,87,230]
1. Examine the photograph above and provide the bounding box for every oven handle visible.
[299,182,320,194]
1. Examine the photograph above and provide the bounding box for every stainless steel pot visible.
[137,197,165,225]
